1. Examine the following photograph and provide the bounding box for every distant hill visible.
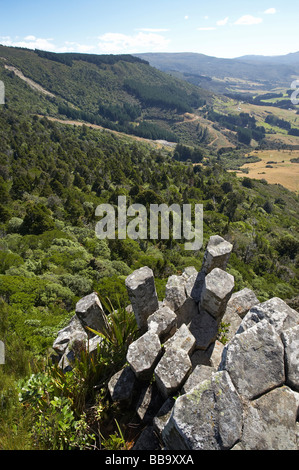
[237,51,299,65]
[2,45,299,151]
[134,52,299,93]
[0,45,212,144]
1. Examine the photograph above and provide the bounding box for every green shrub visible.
[111,260,132,276]
[0,251,24,274]
[93,275,129,307]
[37,282,75,309]
[18,372,96,450]
[6,217,24,233]
[59,274,93,297]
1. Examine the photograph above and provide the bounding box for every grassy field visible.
[214,98,299,124]
[235,149,299,193]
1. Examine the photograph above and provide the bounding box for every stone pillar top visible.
[125,266,159,331]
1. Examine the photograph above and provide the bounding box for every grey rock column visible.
[53,314,88,355]
[162,370,243,450]
[220,320,285,400]
[154,347,192,399]
[126,330,162,381]
[147,305,177,342]
[108,366,137,403]
[241,386,298,450]
[200,268,234,322]
[75,292,108,337]
[125,266,159,331]
[281,325,299,392]
[201,235,233,274]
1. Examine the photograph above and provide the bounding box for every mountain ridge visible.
[236,51,299,64]
[134,51,299,93]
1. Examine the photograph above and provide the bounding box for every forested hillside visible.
[0,108,298,352]
[0,46,210,144]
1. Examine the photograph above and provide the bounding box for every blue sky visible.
[0,0,298,58]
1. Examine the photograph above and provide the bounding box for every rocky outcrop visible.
[52,234,299,450]
[163,295,299,450]
[52,292,105,371]
[162,370,243,450]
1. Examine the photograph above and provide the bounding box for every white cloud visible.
[264,8,276,14]
[63,42,95,53]
[1,36,57,51]
[234,15,263,25]
[137,28,170,32]
[184,15,189,20]
[0,35,95,53]
[97,32,170,53]
[217,17,229,26]
[197,27,216,31]
[24,35,37,41]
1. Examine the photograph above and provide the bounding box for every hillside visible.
[237,51,299,65]
[0,45,213,146]
[0,106,298,348]
[135,52,299,94]
[3,45,299,158]
[0,46,298,450]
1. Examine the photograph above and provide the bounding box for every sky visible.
[0,0,298,58]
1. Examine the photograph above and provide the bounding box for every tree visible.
[221,182,233,194]
[275,235,299,260]
[242,177,253,189]
[21,203,55,235]
[237,127,252,145]
[263,200,273,214]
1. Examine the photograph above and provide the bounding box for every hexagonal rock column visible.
[200,268,234,322]
[154,347,192,399]
[226,288,260,319]
[147,305,177,342]
[220,320,285,400]
[125,266,159,332]
[108,366,137,404]
[181,364,215,394]
[75,292,108,337]
[201,235,233,274]
[240,386,298,450]
[126,330,162,382]
[237,297,299,336]
[164,323,196,355]
[162,371,243,450]
[163,275,186,312]
[281,325,299,392]
[221,288,260,342]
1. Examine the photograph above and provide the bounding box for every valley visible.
[135,52,299,94]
